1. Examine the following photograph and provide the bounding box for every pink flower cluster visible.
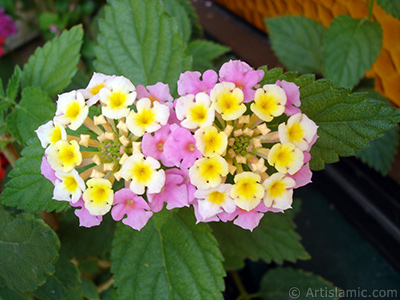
[0,8,17,57]
[39,60,318,231]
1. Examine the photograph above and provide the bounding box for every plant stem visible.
[367,0,375,21]
[97,277,114,294]
[231,270,250,300]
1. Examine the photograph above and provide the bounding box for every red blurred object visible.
[0,153,8,184]
[0,36,5,57]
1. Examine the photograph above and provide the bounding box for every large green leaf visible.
[22,25,83,97]
[265,16,325,74]
[376,0,400,20]
[33,255,80,300]
[10,87,55,145]
[58,211,116,260]
[188,40,230,72]
[0,139,70,213]
[355,125,399,175]
[258,268,338,300]
[111,209,225,300]
[0,206,59,292]
[94,0,191,93]
[0,287,33,300]
[210,212,310,270]
[322,16,382,88]
[6,66,22,103]
[163,0,191,43]
[261,69,400,170]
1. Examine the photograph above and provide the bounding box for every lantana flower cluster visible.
[0,8,17,57]
[37,60,318,231]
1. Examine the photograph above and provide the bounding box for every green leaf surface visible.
[22,25,83,97]
[265,16,325,74]
[355,125,399,175]
[111,209,225,300]
[259,267,338,300]
[6,66,22,102]
[80,276,99,300]
[376,0,400,20]
[188,40,230,72]
[0,286,33,300]
[0,139,70,213]
[94,0,191,93]
[322,16,382,88]
[295,76,400,170]
[163,0,191,43]
[58,211,116,259]
[33,255,80,300]
[13,87,55,145]
[261,68,400,170]
[210,212,309,270]
[0,207,59,292]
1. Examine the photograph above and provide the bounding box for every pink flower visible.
[40,156,57,185]
[147,168,193,212]
[276,80,301,116]
[221,202,269,231]
[0,9,17,37]
[163,124,202,168]
[177,69,218,96]
[289,163,312,188]
[136,82,173,103]
[111,188,153,231]
[219,60,264,103]
[141,125,174,167]
[193,202,219,223]
[71,198,103,228]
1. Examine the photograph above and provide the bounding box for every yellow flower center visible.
[208,191,225,205]
[109,91,127,109]
[269,181,286,198]
[90,83,105,96]
[65,101,81,119]
[132,163,152,183]
[287,123,304,143]
[137,109,155,126]
[59,146,77,165]
[64,175,78,192]
[50,126,62,144]
[190,104,207,123]
[91,186,107,203]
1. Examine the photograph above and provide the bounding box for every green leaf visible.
[322,16,382,88]
[163,0,192,43]
[262,68,400,170]
[0,286,33,300]
[5,109,22,143]
[265,16,325,74]
[33,255,80,300]
[210,212,310,270]
[376,0,400,20]
[80,276,99,300]
[355,125,399,175]
[6,66,22,102]
[0,206,59,292]
[94,0,191,93]
[22,25,83,97]
[13,87,55,145]
[295,77,400,170]
[258,66,299,86]
[259,267,338,300]
[0,139,70,213]
[111,209,225,300]
[188,40,230,72]
[58,211,116,259]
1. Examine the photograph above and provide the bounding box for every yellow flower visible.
[35,120,67,148]
[268,143,304,175]
[230,172,264,211]
[189,154,229,189]
[126,98,169,137]
[120,152,165,194]
[46,140,82,172]
[262,173,295,210]
[278,113,318,150]
[176,92,215,129]
[83,178,114,215]
[195,126,228,157]
[210,82,246,120]
[55,91,89,131]
[250,84,286,122]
